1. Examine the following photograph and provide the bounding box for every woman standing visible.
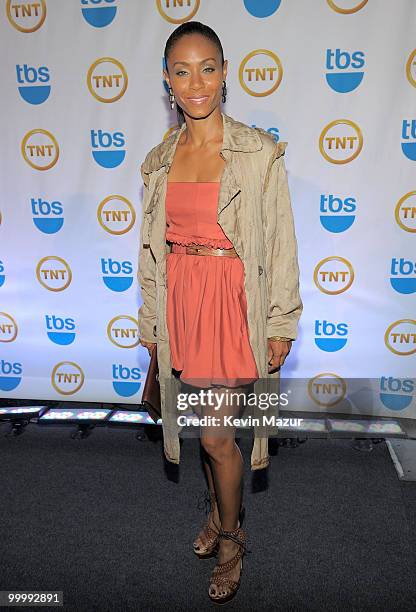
[138,21,303,605]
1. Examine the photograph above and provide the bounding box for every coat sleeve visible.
[262,143,303,340]
[137,160,157,343]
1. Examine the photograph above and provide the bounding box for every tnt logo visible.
[380,376,415,411]
[21,129,59,170]
[315,320,348,352]
[81,0,117,28]
[0,359,22,391]
[406,49,416,88]
[390,258,416,294]
[401,119,416,160]
[308,373,346,407]
[251,125,280,142]
[45,315,76,346]
[107,315,140,348]
[0,260,4,288]
[97,195,136,235]
[6,0,46,32]
[87,57,128,103]
[16,64,50,104]
[320,194,356,232]
[239,49,282,97]
[325,49,365,93]
[243,0,281,18]
[91,130,126,168]
[314,256,354,294]
[319,120,362,163]
[112,364,142,397]
[51,362,84,395]
[395,191,416,233]
[156,0,200,24]
[327,1,368,14]
[385,319,416,356]
[101,258,133,291]
[0,312,18,343]
[32,198,63,234]
[36,256,72,291]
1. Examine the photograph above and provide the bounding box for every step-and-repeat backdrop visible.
[1,0,415,419]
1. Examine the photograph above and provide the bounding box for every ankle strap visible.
[219,526,252,554]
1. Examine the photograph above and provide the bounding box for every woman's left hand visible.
[267,338,292,373]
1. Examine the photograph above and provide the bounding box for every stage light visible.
[39,408,112,424]
[285,418,328,433]
[0,405,48,421]
[108,410,162,426]
[328,418,404,436]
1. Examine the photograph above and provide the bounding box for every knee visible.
[201,435,235,462]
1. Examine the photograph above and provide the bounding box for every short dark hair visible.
[164,21,224,125]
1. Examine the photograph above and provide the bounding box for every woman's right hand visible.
[139,339,157,355]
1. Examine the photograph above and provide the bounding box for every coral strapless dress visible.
[165,182,259,389]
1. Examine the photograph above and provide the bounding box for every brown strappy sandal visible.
[193,489,221,558]
[193,489,246,559]
[208,525,252,605]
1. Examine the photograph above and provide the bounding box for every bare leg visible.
[199,385,248,598]
[193,446,222,552]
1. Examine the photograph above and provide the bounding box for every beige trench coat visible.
[137,112,303,470]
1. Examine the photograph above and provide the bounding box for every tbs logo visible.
[91,130,126,168]
[101,258,133,291]
[0,360,22,392]
[0,260,5,288]
[325,49,365,93]
[390,258,416,294]
[379,376,415,411]
[112,364,142,397]
[401,119,416,160]
[32,198,63,234]
[315,320,348,352]
[16,64,50,104]
[81,0,117,28]
[45,315,76,346]
[320,194,356,232]
[243,0,281,18]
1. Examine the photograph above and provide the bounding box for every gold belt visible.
[170,244,239,258]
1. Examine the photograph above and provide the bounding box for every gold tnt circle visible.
[239,49,283,97]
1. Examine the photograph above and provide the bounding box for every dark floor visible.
[1,423,416,611]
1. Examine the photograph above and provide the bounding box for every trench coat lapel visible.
[140,112,264,232]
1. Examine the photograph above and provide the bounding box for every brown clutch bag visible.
[141,344,161,424]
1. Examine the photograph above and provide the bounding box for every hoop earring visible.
[222,80,227,103]
[168,86,175,110]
